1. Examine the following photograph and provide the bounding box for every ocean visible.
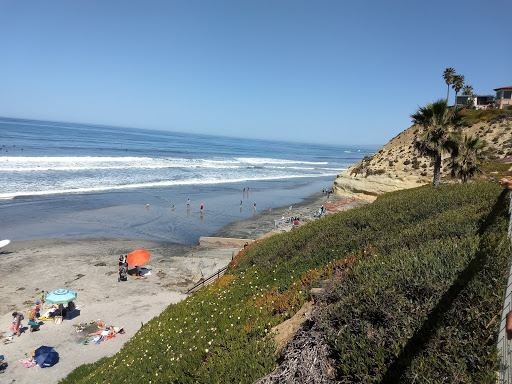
[0,117,376,243]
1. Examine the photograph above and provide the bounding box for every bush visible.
[461,109,512,125]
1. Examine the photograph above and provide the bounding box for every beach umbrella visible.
[34,346,59,368]
[45,289,77,304]
[126,249,150,266]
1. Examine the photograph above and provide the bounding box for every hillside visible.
[62,183,511,383]
[333,110,512,199]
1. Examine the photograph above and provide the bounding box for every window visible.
[504,91,512,99]
[497,91,502,99]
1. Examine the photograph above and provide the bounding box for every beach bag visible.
[119,267,127,281]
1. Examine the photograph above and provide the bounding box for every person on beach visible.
[28,309,38,333]
[40,290,45,304]
[253,202,256,211]
[89,325,125,337]
[67,301,76,312]
[10,312,21,337]
[58,304,67,318]
[119,255,128,282]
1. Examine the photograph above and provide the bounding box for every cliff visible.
[333,111,512,199]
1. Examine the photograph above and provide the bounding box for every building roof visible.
[494,86,512,91]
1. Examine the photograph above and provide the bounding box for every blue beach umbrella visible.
[45,289,77,304]
[34,346,59,368]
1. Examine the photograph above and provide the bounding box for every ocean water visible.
[0,117,376,243]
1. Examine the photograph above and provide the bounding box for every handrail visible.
[497,191,512,383]
[187,266,228,294]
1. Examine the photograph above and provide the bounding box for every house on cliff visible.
[494,86,512,109]
[455,94,495,109]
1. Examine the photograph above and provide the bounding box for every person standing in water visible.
[187,199,190,208]
[200,202,203,212]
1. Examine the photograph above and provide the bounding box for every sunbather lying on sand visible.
[88,326,124,337]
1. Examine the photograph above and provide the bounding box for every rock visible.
[310,288,324,303]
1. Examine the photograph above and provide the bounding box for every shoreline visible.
[0,191,368,383]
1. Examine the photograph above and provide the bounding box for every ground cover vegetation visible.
[461,108,512,126]
[62,183,510,383]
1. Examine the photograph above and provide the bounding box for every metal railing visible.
[186,266,228,294]
[497,192,512,383]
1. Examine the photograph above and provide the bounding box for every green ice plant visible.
[61,182,510,384]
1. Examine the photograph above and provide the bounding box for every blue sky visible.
[0,0,510,145]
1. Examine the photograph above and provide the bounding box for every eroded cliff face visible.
[333,172,427,200]
[333,114,512,199]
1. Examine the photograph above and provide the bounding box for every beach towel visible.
[20,359,37,368]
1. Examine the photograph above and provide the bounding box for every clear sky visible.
[0,0,510,145]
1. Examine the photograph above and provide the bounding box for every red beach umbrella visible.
[126,249,150,266]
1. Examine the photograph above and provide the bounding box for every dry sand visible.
[0,239,235,383]
[0,192,367,383]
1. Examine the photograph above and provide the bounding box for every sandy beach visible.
[0,192,366,383]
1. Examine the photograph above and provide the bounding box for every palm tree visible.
[452,75,465,106]
[443,68,456,102]
[461,85,474,107]
[462,85,473,95]
[411,99,463,186]
[449,135,487,183]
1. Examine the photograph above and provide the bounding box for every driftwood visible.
[254,313,338,384]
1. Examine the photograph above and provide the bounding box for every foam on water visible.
[0,171,343,199]
[0,117,374,202]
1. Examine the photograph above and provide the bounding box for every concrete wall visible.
[198,237,255,249]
